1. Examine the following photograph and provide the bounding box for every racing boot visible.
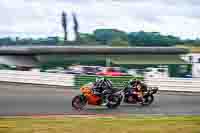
[138,96,144,104]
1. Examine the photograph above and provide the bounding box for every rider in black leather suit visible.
[92,77,113,104]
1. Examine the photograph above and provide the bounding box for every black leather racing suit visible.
[92,78,113,103]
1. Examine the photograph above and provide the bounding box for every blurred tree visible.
[0,28,199,46]
[0,37,13,46]
[94,29,128,45]
[79,33,97,44]
[72,12,80,42]
[110,38,129,47]
[128,31,181,46]
[62,11,67,43]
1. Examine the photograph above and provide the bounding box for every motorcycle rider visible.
[125,79,139,91]
[128,79,144,103]
[92,77,113,105]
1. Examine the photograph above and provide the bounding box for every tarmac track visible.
[0,82,200,116]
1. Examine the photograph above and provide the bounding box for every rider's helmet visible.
[135,80,141,85]
[94,77,112,89]
[129,79,141,86]
[129,79,135,86]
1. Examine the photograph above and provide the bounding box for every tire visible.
[106,95,121,109]
[141,95,154,106]
[72,95,87,110]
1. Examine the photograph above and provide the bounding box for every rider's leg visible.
[136,92,144,103]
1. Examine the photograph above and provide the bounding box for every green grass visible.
[0,116,200,133]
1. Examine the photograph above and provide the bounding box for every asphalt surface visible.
[0,82,200,116]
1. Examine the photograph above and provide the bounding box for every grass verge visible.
[0,116,200,133]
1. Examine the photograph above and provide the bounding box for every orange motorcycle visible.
[72,83,122,110]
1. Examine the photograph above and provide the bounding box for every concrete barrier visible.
[145,77,200,92]
[0,70,199,92]
[0,70,74,86]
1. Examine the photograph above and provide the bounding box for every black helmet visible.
[129,79,141,86]
[135,80,141,84]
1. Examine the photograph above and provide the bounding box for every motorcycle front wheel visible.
[72,95,87,110]
[106,95,121,109]
[141,95,154,106]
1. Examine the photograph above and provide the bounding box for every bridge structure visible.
[0,46,189,67]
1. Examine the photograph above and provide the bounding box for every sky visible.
[0,0,200,40]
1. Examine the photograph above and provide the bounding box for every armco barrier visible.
[74,75,143,89]
[0,70,74,86]
[144,77,200,92]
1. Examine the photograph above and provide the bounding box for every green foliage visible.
[110,38,129,47]
[94,29,128,45]
[0,28,199,46]
[0,37,60,46]
[0,37,14,46]
[128,31,181,46]
[79,33,98,45]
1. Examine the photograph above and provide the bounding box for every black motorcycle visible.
[119,83,158,106]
